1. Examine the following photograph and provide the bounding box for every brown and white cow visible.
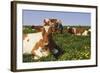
[67,27,90,36]
[23,26,59,60]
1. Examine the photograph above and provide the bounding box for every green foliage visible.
[23,54,36,62]
[23,53,57,62]
[23,26,37,34]
[53,32,90,61]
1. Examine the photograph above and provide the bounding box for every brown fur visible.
[31,23,60,58]
[43,19,61,33]
[76,28,85,34]
[68,27,85,35]
[31,39,51,55]
[31,26,53,55]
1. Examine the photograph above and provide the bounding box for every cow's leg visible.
[31,42,40,60]
[31,42,38,54]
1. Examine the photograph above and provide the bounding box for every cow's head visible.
[44,18,58,26]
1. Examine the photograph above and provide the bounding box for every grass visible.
[53,32,90,61]
[23,26,91,62]
[23,26,37,34]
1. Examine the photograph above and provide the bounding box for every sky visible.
[22,10,91,26]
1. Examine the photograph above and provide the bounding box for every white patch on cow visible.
[34,47,43,57]
[72,27,76,34]
[38,47,49,57]
[34,47,49,60]
[82,30,88,36]
[44,26,50,32]
[23,32,42,54]
[44,18,49,22]
[42,50,49,57]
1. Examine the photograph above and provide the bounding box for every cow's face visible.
[42,26,52,47]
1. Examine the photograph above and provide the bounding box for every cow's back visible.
[23,32,42,54]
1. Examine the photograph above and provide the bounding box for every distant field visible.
[23,26,91,62]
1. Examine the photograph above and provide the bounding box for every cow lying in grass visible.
[67,27,90,36]
[23,26,61,60]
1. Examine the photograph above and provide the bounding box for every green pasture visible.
[23,26,91,62]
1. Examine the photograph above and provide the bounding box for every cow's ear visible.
[42,28,46,36]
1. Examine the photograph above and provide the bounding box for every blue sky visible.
[22,10,91,26]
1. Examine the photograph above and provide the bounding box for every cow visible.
[43,18,63,34]
[23,26,60,60]
[67,27,90,36]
